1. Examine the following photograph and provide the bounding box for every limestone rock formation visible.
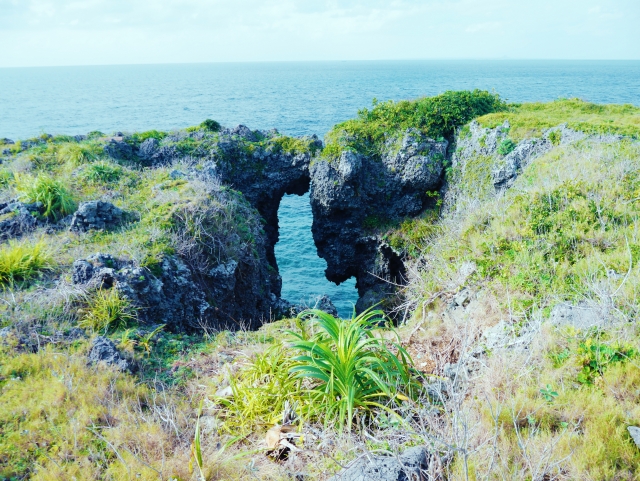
[310,128,447,313]
[0,201,42,240]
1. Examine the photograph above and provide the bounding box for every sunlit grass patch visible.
[0,239,54,288]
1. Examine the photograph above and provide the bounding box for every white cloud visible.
[0,0,638,66]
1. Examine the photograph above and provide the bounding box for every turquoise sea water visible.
[1,60,639,316]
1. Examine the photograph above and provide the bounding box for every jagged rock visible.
[313,295,339,317]
[0,201,42,240]
[138,138,177,166]
[329,446,429,481]
[69,201,129,232]
[209,131,321,284]
[0,138,14,145]
[87,336,130,371]
[310,130,446,313]
[104,139,134,160]
[230,124,257,141]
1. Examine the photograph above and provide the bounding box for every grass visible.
[56,141,103,166]
[14,173,77,220]
[477,98,640,141]
[290,308,416,431]
[0,239,54,288]
[78,288,137,332]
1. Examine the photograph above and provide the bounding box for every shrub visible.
[14,173,76,220]
[0,240,54,288]
[322,90,506,161]
[200,119,221,132]
[497,138,516,156]
[79,289,136,332]
[290,308,416,431]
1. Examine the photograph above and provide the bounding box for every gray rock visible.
[329,446,429,481]
[103,139,133,160]
[313,295,339,317]
[87,336,130,371]
[0,201,43,241]
[230,124,257,141]
[1,138,14,145]
[550,303,602,330]
[70,201,129,232]
[628,426,640,449]
[138,138,159,160]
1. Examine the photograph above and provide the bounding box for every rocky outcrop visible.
[70,201,131,232]
[329,446,430,481]
[205,127,321,279]
[310,129,447,313]
[453,121,591,190]
[88,336,131,371]
[0,201,42,241]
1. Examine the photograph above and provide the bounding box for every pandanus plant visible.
[289,308,416,431]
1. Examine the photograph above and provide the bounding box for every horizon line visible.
[2,58,640,69]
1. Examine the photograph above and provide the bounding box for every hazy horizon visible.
[1,1,638,68]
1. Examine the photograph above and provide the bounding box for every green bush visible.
[497,138,516,156]
[14,174,76,220]
[322,90,506,161]
[200,119,222,132]
[290,308,416,431]
[0,240,54,288]
[79,288,136,332]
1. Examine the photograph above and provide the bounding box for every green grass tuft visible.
[79,288,137,332]
[0,239,54,288]
[14,173,77,220]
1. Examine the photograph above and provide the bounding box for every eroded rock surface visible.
[310,129,447,312]
[329,446,429,481]
[0,201,43,240]
[70,201,131,232]
[88,336,130,371]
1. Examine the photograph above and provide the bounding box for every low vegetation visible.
[1,95,639,479]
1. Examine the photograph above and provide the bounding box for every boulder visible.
[104,139,133,161]
[0,201,42,240]
[87,336,130,371]
[70,201,129,232]
[313,295,339,317]
[628,426,640,449]
[329,446,429,481]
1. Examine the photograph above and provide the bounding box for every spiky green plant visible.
[79,289,136,332]
[290,308,415,431]
[0,239,54,288]
[14,173,76,220]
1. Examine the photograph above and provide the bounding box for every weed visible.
[497,138,516,156]
[0,239,54,288]
[57,142,103,166]
[83,161,123,183]
[14,173,76,220]
[79,289,137,332]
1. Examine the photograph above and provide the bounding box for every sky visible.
[0,0,638,67]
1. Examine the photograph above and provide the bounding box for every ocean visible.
[1,60,639,316]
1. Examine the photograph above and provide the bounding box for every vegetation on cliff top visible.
[322,89,506,161]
